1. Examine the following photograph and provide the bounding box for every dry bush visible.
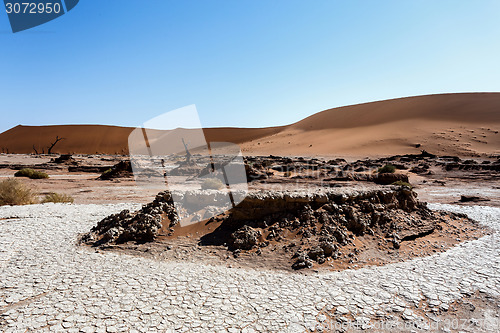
[378,164,396,174]
[391,180,413,189]
[14,168,49,179]
[41,193,74,204]
[0,178,37,206]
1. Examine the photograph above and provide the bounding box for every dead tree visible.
[47,136,65,154]
[181,138,192,164]
[32,145,39,155]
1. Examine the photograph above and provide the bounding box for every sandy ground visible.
[2,153,500,207]
[0,155,158,205]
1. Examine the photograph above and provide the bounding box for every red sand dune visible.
[1,93,499,157]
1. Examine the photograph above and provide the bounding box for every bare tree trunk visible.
[33,145,39,155]
[47,136,65,155]
[182,138,192,164]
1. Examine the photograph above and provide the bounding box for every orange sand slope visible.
[1,93,499,157]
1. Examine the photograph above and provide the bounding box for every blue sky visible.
[1,0,500,133]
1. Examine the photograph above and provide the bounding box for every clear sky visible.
[1,0,500,133]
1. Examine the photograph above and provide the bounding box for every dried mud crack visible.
[1,202,498,332]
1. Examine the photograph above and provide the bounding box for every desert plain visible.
[0,93,499,332]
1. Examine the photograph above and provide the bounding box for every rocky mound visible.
[81,191,178,245]
[51,154,78,165]
[98,160,133,180]
[242,151,499,186]
[82,186,474,270]
[210,187,456,269]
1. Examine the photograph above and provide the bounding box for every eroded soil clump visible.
[243,151,500,186]
[97,160,134,180]
[82,187,486,270]
[210,188,472,270]
[81,191,178,245]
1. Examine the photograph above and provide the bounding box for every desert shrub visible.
[201,178,224,190]
[391,181,413,189]
[14,168,49,179]
[14,168,35,178]
[378,164,396,174]
[30,170,49,179]
[41,193,74,204]
[0,178,37,206]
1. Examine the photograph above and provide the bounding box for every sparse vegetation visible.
[391,181,413,189]
[14,168,34,178]
[201,178,225,190]
[284,171,292,177]
[0,178,37,206]
[41,193,74,204]
[378,164,396,174]
[14,168,49,179]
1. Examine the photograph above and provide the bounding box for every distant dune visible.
[0,124,134,155]
[1,93,499,157]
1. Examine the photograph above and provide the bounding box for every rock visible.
[271,165,296,172]
[307,246,324,261]
[420,150,437,158]
[69,165,111,173]
[230,226,261,250]
[245,164,268,182]
[98,160,133,180]
[169,165,204,176]
[392,238,400,249]
[292,254,313,270]
[459,195,489,203]
[319,241,337,257]
[330,172,355,181]
[52,154,77,165]
[82,191,178,245]
[345,211,370,235]
[410,166,429,174]
[332,228,348,245]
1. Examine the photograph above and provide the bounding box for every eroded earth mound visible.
[98,160,134,180]
[82,186,479,270]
